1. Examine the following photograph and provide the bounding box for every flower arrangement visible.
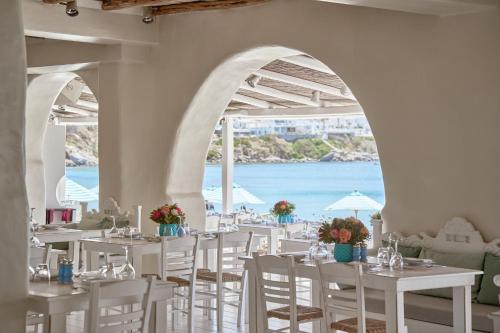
[318,217,370,245]
[150,203,185,225]
[270,200,295,216]
[370,211,382,220]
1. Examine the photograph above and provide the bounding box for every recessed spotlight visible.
[65,0,79,17]
[142,7,154,24]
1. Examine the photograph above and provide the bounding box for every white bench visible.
[372,217,500,332]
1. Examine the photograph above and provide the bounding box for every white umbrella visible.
[89,185,99,194]
[324,190,383,218]
[202,183,265,205]
[65,178,99,202]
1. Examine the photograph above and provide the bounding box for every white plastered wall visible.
[0,0,28,330]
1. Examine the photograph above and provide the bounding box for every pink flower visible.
[150,209,162,221]
[339,228,352,243]
[160,207,170,215]
[330,229,339,240]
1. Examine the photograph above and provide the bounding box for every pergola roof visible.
[51,76,99,125]
[225,54,362,118]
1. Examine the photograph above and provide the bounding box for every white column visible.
[222,117,234,214]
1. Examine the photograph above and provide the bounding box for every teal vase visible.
[333,243,353,262]
[278,214,293,224]
[159,224,178,236]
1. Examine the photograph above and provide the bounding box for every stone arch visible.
[25,72,90,223]
[165,45,380,230]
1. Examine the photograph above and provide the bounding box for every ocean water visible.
[66,162,385,223]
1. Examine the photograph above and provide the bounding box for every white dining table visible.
[28,279,175,333]
[35,228,83,273]
[81,236,221,277]
[242,256,482,333]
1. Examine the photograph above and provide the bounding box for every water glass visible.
[389,251,404,270]
[377,247,391,266]
[35,264,51,281]
[109,216,118,234]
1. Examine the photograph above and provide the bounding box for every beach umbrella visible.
[89,185,99,194]
[202,183,265,205]
[324,190,383,218]
[64,178,99,202]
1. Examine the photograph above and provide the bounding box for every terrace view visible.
[0,1,500,333]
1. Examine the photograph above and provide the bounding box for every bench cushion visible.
[415,249,484,300]
[364,289,497,332]
[477,253,500,306]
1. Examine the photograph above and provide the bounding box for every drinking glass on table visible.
[389,239,404,270]
[377,247,391,266]
[118,246,135,279]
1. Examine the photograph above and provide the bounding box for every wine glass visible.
[389,239,404,270]
[118,246,135,280]
[109,216,118,234]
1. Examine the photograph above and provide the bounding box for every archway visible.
[26,72,99,224]
[166,46,384,231]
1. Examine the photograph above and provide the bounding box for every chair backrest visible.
[255,254,298,332]
[217,231,254,275]
[160,235,199,281]
[318,262,366,333]
[87,277,154,333]
[218,213,237,230]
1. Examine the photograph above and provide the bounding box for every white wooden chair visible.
[197,231,253,331]
[318,262,387,333]
[85,277,154,333]
[217,213,237,231]
[27,245,53,333]
[160,235,200,333]
[255,254,324,333]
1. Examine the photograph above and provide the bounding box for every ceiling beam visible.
[232,93,275,109]
[52,105,96,116]
[56,116,98,125]
[152,0,271,15]
[239,81,320,107]
[72,99,99,112]
[280,55,334,75]
[224,105,364,118]
[102,0,191,10]
[256,68,355,101]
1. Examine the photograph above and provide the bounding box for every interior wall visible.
[0,0,28,330]
[136,0,500,239]
[21,0,500,243]
[43,124,66,208]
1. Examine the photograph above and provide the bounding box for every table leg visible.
[131,249,143,277]
[48,313,66,333]
[269,232,277,254]
[86,250,99,271]
[150,300,167,333]
[71,240,80,273]
[384,289,405,333]
[453,285,472,333]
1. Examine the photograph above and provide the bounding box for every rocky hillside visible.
[65,126,378,166]
[207,134,378,164]
[66,125,98,167]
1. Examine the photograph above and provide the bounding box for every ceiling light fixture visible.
[142,7,155,24]
[65,0,79,17]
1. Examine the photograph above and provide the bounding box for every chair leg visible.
[216,283,223,332]
[237,273,247,327]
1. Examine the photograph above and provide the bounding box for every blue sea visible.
[66,162,385,223]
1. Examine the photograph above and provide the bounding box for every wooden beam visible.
[42,0,63,4]
[52,105,95,116]
[56,116,98,125]
[256,69,356,101]
[280,55,334,75]
[224,105,364,118]
[239,81,320,107]
[232,93,275,109]
[102,0,190,11]
[152,0,271,16]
